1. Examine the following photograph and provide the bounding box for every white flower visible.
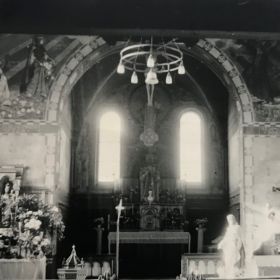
[19,235,27,241]
[27,211,33,216]
[25,218,42,230]
[51,206,59,212]
[37,210,43,216]
[32,235,42,245]
[21,214,27,219]
[41,238,51,246]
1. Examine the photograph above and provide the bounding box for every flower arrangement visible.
[194,218,208,228]
[159,188,185,204]
[0,194,65,258]
[160,207,187,230]
[93,217,105,227]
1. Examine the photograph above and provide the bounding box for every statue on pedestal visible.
[139,152,160,202]
[217,214,245,278]
[146,190,154,206]
[0,178,15,228]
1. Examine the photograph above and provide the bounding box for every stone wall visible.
[242,125,280,252]
[228,91,242,220]
[0,93,72,206]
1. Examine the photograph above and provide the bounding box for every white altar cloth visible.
[0,257,46,280]
[254,255,280,276]
[108,231,191,254]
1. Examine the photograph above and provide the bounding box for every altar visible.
[0,257,46,280]
[254,255,280,276]
[108,231,191,254]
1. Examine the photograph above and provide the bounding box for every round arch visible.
[194,39,254,124]
[46,38,254,124]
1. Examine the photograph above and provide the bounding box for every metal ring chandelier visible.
[117,39,186,85]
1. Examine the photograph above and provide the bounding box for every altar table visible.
[108,231,191,254]
[0,257,46,280]
[254,255,280,276]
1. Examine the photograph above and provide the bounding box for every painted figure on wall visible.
[217,214,245,278]
[0,68,10,105]
[21,36,54,98]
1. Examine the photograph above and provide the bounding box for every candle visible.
[19,222,22,237]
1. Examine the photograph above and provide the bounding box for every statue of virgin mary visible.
[218,214,245,278]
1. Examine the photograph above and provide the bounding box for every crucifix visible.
[115,198,125,279]
[139,84,159,147]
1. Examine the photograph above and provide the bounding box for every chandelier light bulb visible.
[178,62,186,75]
[166,72,172,84]
[147,54,155,68]
[145,69,159,85]
[117,61,125,74]
[131,71,138,84]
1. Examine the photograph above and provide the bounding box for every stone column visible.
[95,225,104,255]
[196,225,206,253]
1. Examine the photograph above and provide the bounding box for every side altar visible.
[0,165,65,280]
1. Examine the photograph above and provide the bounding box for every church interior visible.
[1,1,280,279]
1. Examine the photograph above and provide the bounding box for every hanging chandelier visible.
[116,38,186,85]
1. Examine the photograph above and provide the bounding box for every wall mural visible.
[2,35,280,122]
[0,35,82,120]
[0,37,53,119]
[210,39,280,122]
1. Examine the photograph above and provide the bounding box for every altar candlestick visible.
[115,199,124,279]
[107,214,111,231]
[18,221,22,237]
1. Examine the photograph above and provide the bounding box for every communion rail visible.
[181,253,222,277]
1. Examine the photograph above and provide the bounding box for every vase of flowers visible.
[0,194,65,259]
[194,218,208,229]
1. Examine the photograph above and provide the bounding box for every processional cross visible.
[115,199,124,279]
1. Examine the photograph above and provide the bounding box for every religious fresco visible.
[0,35,83,120]
[253,99,280,122]
[2,35,280,122]
[210,39,280,122]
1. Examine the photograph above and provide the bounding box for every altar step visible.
[121,278,280,280]
[207,277,280,280]
[121,278,175,280]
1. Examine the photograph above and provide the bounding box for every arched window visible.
[98,112,121,182]
[180,111,203,183]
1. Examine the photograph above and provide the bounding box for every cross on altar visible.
[115,199,124,279]
[115,199,124,221]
